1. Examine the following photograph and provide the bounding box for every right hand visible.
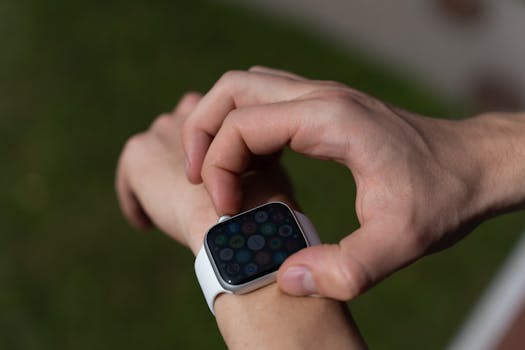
[181,66,519,300]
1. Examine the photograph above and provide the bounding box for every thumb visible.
[277,224,419,300]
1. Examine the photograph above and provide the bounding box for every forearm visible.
[214,284,364,350]
[464,111,525,217]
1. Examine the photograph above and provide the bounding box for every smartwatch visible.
[195,201,320,314]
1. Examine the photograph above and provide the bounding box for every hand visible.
[182,66,525,300]
[116,92,297,254]
[115,92,366,350]
[116,93,211,252]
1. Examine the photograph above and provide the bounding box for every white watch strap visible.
[194,244,232,315]
[294,211,321,246]
[195,209,320,315]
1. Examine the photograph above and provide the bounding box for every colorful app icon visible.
[214,234,227,246]
[255,251,272,265]
[244,263,258,275]
[219,248,234,261]
[242,221,257,235]
[235,249,252,264]
[278,224,293,237]
[260,223,277,236]
[269,237,282,250]
[247,235,265,251]
[254,210,269,223]
[229,235,245,248]
[273,251,288,264]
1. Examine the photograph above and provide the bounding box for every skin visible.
[181,66,525,300]
[115,93,367,350]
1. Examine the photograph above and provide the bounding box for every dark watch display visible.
[205,202,308,286]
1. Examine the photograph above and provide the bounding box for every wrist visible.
[185,203,217,255]
[463,112,525,217]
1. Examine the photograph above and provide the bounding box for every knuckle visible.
[338,256,370,299]
[121,132,148,164]
[178,91,202,109]
[338,241,374,299]
[322,90,372,116]
[180,103,206,134]
[307,91,355,121]
[181,91,202,101]
[180,113,194,133]
[180,115,200,147]
[218,70,245,86]
[150,113,173,132]
[313,88,351,105]
[321,80,348,89]
[330,89,359,105]
[124,133,146,152]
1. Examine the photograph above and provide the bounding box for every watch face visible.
[205,202,308,286]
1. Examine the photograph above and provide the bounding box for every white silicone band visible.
[194,209,320,315]
[195,245,227,315]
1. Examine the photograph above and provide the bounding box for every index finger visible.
[181,70,315,184]
[200,98,341,214]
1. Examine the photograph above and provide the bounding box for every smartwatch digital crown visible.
[195,201,321,314]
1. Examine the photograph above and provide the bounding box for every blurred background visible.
[2,0,525,349]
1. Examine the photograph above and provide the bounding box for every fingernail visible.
[282,266,316,295]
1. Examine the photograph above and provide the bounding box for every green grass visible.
[1,0,523,349]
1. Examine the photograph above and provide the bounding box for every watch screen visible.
[205,202,308,286]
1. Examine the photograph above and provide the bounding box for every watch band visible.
[195,209,320,315]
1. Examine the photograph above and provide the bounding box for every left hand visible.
[115,92,296,253]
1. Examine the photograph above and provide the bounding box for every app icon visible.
[227,222,240,233]
[254,210,269,223]
[235,249,252,264]
[255,251,272,265]
[278,224,293,237]
[273,251,288,264]
[226,263,240,275]
[219,248,234,261]
[214,234,227,246]
[269,237,282,250]
[229,235,245,249]
[244,263,258,275]
[260,223,277,236]
[247,235,265,251]
[242,221,257,235]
